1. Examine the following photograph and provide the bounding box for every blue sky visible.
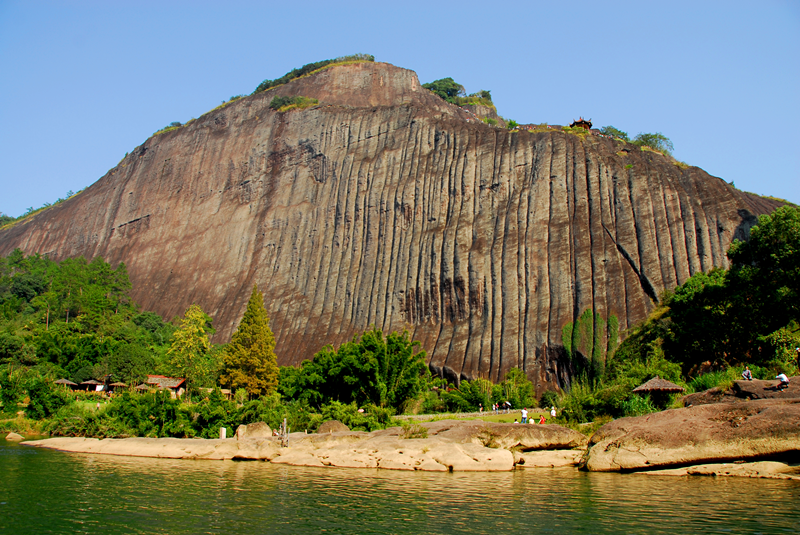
[1,1,798,217]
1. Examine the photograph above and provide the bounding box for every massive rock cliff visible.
[0,62,781,392]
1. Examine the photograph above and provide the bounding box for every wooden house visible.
[146,375,186,398]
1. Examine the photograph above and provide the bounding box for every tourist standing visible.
[521,408,528,424]
[550,406,557,419]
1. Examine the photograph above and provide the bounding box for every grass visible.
[276,97,318,112]
[673,160,690,169]
[0,414,45,435]
[561,125,590,137]
[153,125,180,136]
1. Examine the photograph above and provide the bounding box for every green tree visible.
[167,304,215,387]
[282,327,427,412]
[633,132,674,155]
[422,78,465,103]
[220,285,278,397]
[600,126,629,141]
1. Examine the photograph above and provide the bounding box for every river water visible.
[1,438,798,534]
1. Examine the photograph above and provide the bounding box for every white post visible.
[219,427,226,439]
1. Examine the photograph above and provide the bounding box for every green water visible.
[1,439,798,534]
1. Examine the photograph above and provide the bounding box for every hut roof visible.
[81,379,103,385]
[146,375,185,389]
[109,382,128,387]
[633,376,685,393]
[55,378,77,386]
[134,383,150,391]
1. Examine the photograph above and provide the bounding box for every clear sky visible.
[1,1,798,218]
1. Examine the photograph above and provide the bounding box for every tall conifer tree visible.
[220,284,278,397]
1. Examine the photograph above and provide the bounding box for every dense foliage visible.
[279,327,427,412]
[254,54,374,94]
[0,250,176,384]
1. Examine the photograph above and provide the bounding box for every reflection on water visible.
[1,439,798,534]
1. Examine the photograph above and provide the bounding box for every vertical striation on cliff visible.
[0,62,780,392]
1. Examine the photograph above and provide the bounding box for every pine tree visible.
[220,284,278,397]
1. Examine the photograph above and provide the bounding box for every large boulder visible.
[732,377,800,400]
[317,420,350,434]
[413,419,587,450]
[583,399,800,472]
[683,376,800,407]
[5,432,24,441]
[235,422,272,440]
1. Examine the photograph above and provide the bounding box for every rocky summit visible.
[0,61,782,392]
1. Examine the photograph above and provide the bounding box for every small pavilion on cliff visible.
[570,117,592,130]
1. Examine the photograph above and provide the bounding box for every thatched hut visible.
[54,378,77,390]
[80,379,105,392]
[108,382,128,393]
[633,376,685,394]
[633,376,685,407]
[134,383,150,392]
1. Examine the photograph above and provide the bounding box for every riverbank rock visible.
[514,449,584,468]
[5,432,24,441]
[317,420,349,434]
[374,420,588,451]
[683,376,800,407]
[732,377,800,400]
[638,461,800,481]
[582,399,800,472]
[235,422,272,440]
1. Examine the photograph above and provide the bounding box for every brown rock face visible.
[582,399,800,471]
[0,62,781,392]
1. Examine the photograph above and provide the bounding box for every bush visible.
[539,390,559,409]
[25,377,73,419]
[400,422,428,439]
[619,394,658,417]
[319,401,395,431]
[600,126,629,141]
[269,96,319,112]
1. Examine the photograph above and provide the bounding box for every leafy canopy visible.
[167,304,217,387]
